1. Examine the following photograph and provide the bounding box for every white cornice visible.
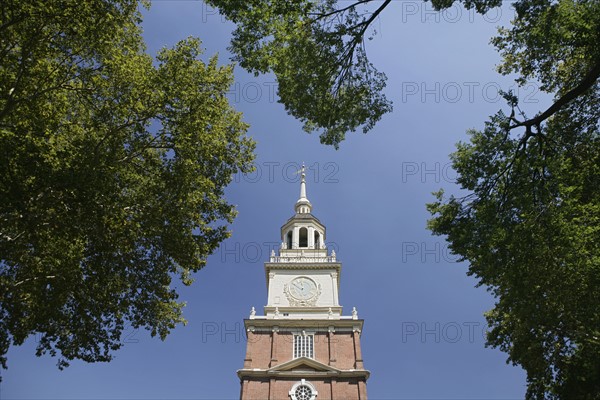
[244,318,364,333]
[264,262,341,288]
[237,368,370,380]
[281,216,325,234]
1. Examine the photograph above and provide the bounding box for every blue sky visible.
[2,1,548,398]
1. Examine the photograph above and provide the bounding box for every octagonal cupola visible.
[280,165,326,252]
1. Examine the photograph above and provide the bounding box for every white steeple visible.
[295,164,312,214]
[263,165,341,319]
[238,163,369,399]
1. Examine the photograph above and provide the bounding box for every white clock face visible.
[289,277,318,300]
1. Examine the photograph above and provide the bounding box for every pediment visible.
[291,366,316,372]
[268,357,342,374]
[238,357,370,380]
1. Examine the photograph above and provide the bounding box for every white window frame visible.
[293,331,314,359]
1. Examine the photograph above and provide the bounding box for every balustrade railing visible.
[269,255,336,263]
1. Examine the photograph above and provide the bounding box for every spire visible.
[295,164,312,214]
[299,164,308,200]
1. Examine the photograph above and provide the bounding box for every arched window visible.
[287,231,293,249]
[299,227,308,247]
[314,231,320,249]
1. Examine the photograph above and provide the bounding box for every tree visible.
[207,0,600,146]
[0,0,254,370]
[205,0,397,148]
[208,0,600,397]
[206,0,509,147]
[427,99,600,398]
[428,1,600,397]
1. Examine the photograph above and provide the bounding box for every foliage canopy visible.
[0,0,254,369]
[428,1,600,396]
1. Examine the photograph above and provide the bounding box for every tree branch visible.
[510,61,600,130]
[14,275,57,287]
[309,0,374,22]
[331,0,391,95]
[0,15,26,34]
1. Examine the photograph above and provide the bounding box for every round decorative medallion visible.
[289,379,318,400]
[294,385,312,400]
[289,277,318,300]
[284,276,322,307]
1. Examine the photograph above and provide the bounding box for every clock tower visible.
[238,166,369,399]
